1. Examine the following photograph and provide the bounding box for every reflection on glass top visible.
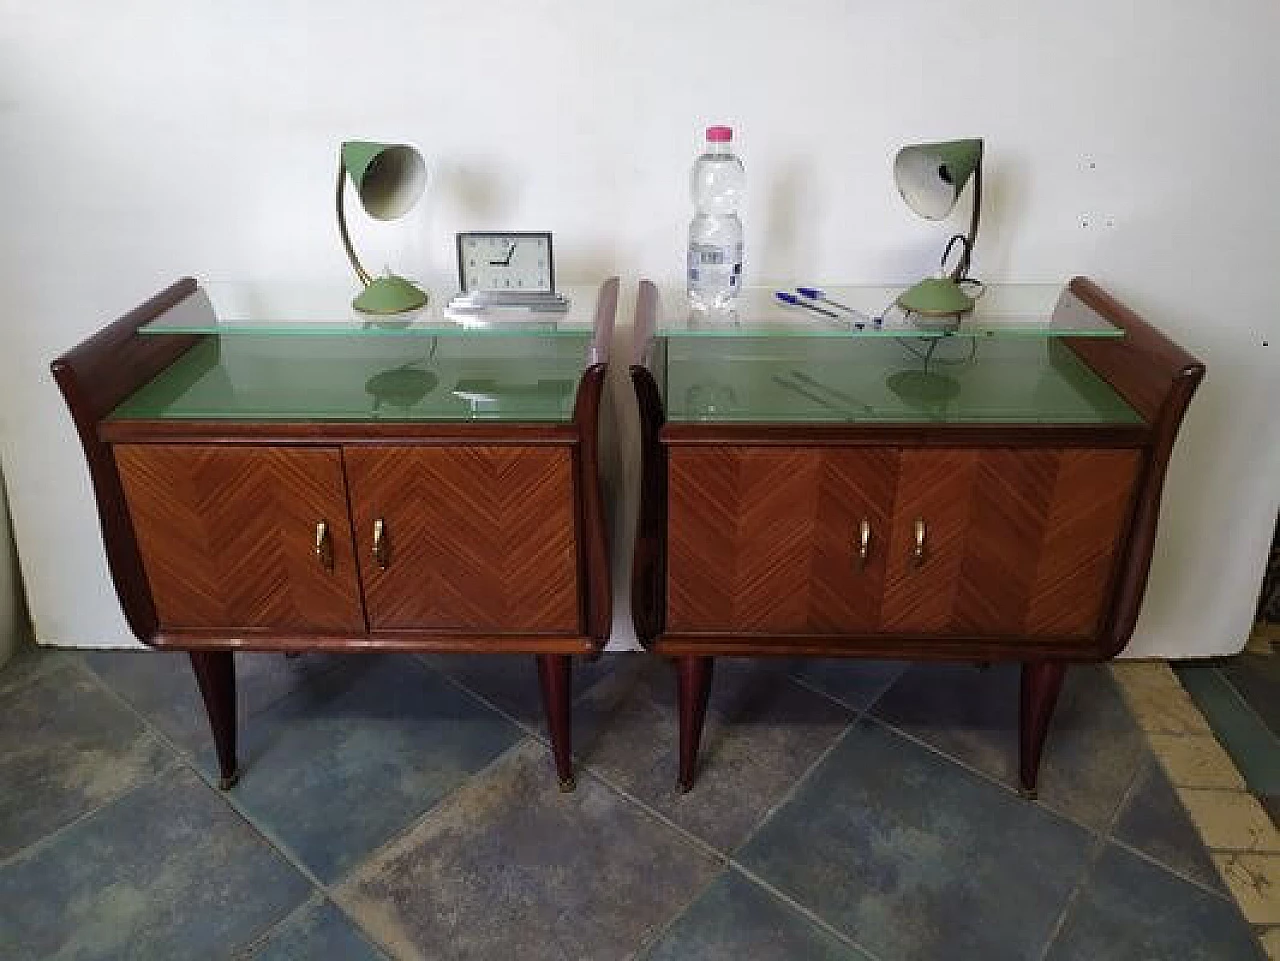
[109,335,587,423]
[653,284,1123,339]
[661,337,1141,425]
[139,282,602,339]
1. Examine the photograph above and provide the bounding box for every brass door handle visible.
[911,518,927,567]
[856,519,871,569]
[372,517,389,570]
[314,521,334,572]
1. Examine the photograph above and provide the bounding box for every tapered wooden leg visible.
[536,654,575,792]
[677,655,714,793]
[189,651,239,790]
[1019,661,1067,799]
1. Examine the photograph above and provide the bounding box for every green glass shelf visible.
[654,284,1124,339]
[139,282,602,339]
[109,335,588,423]
[660,337,1141,425]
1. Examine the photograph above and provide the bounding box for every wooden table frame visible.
[52,278,617,791]
[629,277,1203,795]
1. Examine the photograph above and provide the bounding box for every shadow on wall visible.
[0,466,32,667]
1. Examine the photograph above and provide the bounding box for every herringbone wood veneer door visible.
[880,448,1140,635]
[115,445,366,632]
[667,447,900,633]
[343,446,579,632]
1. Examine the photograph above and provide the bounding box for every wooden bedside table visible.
[53,278,617,791]
[629,279,1202,795]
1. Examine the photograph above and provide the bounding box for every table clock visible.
[450,231,569,313]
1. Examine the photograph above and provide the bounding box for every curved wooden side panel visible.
[573,278,620,644]
[49,278,204,643]
[588,276,619,365]
[630,280,666,645]
[573,364,610,643]
[1064,277,1206,657]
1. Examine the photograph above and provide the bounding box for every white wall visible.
[0,0,1276,655]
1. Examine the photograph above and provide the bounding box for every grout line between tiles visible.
[228,890,330,960]
[623,869,727,960]
[1211,666,1280,753]
[863,712,1106,839]
[0,753,182,870]
[1108,836,1237,903]
[730,717,862,855]
[729,861,887,961]
[1034,749,1146,961]
[575,761,731,865]
[786,666,905,718]
[83,652,521,960]
[68,658,412,958]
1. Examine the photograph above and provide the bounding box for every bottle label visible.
[688,243,743,288]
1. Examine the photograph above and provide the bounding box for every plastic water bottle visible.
[687,125,745,311]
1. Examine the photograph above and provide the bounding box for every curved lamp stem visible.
[950,163,982,282]
[336,159,372,287]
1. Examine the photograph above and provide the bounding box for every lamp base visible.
[895,277,976,330]
[886,369,962,411]
[353,276,429,315]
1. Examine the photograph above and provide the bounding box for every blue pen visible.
[797,287,872,329]
[775,290,841,320]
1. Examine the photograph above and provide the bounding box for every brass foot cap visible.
[558,776,576,793]
[1018,786,1038,801]
[218,770,240,791]
[678,780,694,795]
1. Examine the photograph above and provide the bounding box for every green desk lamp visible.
[893,138,984,325]
[336,141,429,315]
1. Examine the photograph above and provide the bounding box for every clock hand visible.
[488,242,516,267]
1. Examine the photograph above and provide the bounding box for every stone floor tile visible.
[335,739,721,961]
[786,659,910,712]
[205,655,523,883]
[0,663,172,858]
[1148,733,1248,789]
[1044,843,1263,960]
[1112,757,1229,895]
[1220,655,1280,738]
[0,768,311,960]
[245,896,386,961]
[1178,789,1280,853]
[1214,853,1280,925]
[418,650,618,728]
[639,869,871,961]
[1177,665,1280,796]
[871,662,1147,830]
[81,649,348,754]
[574,657,855,853]
[738,718,1093,961]
[0,640,75,699]
[1110,661,1212,734]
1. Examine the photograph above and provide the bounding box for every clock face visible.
[457,232,554,293]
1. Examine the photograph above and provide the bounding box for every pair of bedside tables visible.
[52,277,1202,797]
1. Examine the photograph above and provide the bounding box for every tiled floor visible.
[0,644,1268,960]
[1174,651,1280,825]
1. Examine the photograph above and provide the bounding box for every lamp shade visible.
[341,141,427,221]
[894,139,983,220]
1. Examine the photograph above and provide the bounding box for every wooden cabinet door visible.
[667,446,900,633]
[880,448,1140,636]
[115,445,366,633]
[343,446,580,633]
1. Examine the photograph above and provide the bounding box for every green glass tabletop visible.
[652,284,1123,339]
[139,283,604,341]
[109,335,588,423]
[659,337,1141,425]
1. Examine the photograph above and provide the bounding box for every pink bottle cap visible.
[706,126,733,143]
